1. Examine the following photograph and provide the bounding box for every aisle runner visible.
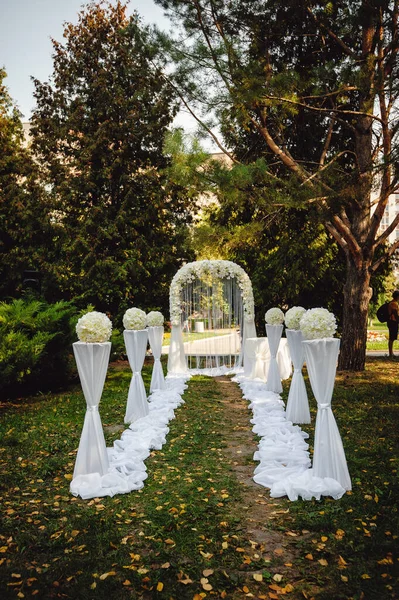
[70,376,188,500]
[233,376,347,501]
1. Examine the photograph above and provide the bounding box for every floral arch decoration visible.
[167,260,256,375]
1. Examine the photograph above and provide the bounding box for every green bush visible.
[0,298,77,398]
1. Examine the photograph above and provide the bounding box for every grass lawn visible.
[0,357,398,599]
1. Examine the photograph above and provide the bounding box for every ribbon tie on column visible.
[87,405,99,412]
[319,403,330,411]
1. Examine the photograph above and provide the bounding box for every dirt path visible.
[214,375,313,599]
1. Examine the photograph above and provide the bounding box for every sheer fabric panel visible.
[180,277,244,372]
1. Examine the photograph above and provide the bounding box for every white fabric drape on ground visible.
[265,324,283,393]
[148,326,166,392]
[124,329,149,424]
[233,374,347,501]
[303,338,351,490]
[285,329,310,424]
[71,342,111,483]
[244,338,292,381]
[70,376,189,499]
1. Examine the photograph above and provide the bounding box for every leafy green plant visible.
[0,298,77,398]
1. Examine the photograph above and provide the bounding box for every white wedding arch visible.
[167,260,256,374]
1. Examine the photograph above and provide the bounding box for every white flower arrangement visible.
[146,311,164,327]
[76,311,112,343]
[284,306,306,330]
[169,260,255,326]
[265,307,285,325]
[123,307,146,330]
[299,307,337,340]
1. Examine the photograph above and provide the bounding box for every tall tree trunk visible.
[338,258,372,371]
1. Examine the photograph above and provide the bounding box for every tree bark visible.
[338,258,372,371]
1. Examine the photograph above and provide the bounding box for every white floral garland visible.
[169,260,255,326]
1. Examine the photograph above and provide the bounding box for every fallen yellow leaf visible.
[156,582,164,591]
[305,553,313,560]
[318,559,328,566]
[203,569,214,577]
[253,573,263,582]
[361,574,371,579]
[99,571,116,580]
[273,574,283,582]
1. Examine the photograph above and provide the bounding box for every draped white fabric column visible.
[167,324,188,374]
[70,342,111,489]
[240,318,257,369]
[303,338,351,490]
[148,326,166,392]
[265,324,283,393]
[124,329,149,424]
[285,329,310,424]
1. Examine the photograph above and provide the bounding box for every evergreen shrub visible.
[0,298,77,398]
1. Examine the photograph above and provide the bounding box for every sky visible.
[0,0,202,138]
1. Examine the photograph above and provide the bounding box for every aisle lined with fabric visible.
[70,375,188,499]
[234,374,348,501]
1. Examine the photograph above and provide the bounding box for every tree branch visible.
[371,239,399,272]
[306,6,358,58]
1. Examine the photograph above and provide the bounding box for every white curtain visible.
[178,276,244,373]
[303,338,351,490]
[148,326,166,392]
[265,324,283,393]
[124,329,149,424]
[285,329,310,424]
[71,342,110,482]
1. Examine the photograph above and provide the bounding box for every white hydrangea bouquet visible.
[299,307,337,340]
[123,307,146,330]
[76,311,112,343]
[265,307,285,325]
[284,306,306,330]
[146,311,164,327]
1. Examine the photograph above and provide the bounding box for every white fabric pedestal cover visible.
[124,329,149,424]
[265,324,284,393]
[148,326,166,393]
[303,338,351,491]
[167,324,188,375]
[285,329,310,424]
[71,342,111,484]
[244,337,291,380]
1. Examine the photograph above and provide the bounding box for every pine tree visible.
[31,1,193,319]
[155,0,399,370]
[0,69,56,300]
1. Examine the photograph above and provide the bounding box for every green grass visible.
[0,357,398,599]
[0,363,249,599]
[279,358,399,599]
